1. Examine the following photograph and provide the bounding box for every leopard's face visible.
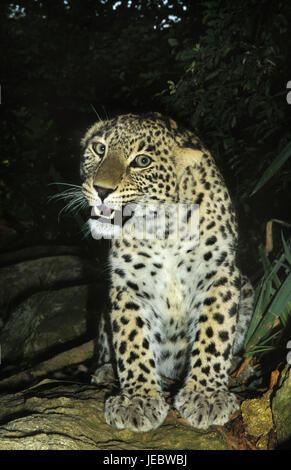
[81,113,180,205]
[80,113,193,237]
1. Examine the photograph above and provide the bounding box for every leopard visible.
[80,112,254,432]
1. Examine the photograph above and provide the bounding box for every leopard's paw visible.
[175,388,239,429]
[105,392,169,432]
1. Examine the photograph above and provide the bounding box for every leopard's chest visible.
[111,240,204,323]
[111,240,210,380]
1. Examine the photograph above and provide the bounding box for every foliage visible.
[250,141,291,196]
[242,141,291,359]
[244,234,291,357]
[161,0,291,196]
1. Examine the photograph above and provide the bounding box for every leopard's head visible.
[80,112,203,239]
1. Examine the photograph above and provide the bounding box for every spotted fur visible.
[80,112,254,431]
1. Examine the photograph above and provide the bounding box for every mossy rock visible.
[241,390,273,439]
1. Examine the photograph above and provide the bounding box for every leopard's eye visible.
[131,155,152,168]
[92,142,106,157]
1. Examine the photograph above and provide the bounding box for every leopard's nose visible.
[93,185,115,202]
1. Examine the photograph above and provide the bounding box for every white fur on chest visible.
[113,239,202,323]
[111,240,206,379]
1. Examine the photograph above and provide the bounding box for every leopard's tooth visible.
[91,206,101,217]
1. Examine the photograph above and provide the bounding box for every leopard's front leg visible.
[174,268,241,429]
[104,286,169,432]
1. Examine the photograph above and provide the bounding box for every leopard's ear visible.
[81,126,95,150]
[175,146,203,178]
[80,135,87,149]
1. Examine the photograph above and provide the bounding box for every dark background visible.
[1,0,291,279]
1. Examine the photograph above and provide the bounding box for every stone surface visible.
[0,284,104,365]
[0,383,229,450]
[0,245,83,267]
[0,251,107,375]
[0,341,95,391]
[0,254,101,310]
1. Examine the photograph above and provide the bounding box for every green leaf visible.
[168,38,178,47]
[245,272,291,352]
[281,232,291,267]
[268,272,291,317]
[243,280,267,346]
[205,70,220,81]
[259,246,282,289]
[251,142,291,195]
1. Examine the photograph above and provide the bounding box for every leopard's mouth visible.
[90,204,133,227]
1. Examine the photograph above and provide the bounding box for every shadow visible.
[275,437,291,450]
[84,239,112,376]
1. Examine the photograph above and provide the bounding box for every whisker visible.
[48,182,82,189]
[80,220,92,240]
[57,198,87,223]
[91,104,102,122]
[49,192,83,203]
[102,105,110,121]
[48,187,84,202]
[48,183,89,223]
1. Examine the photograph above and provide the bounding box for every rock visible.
[272,365,291,447]
[241,390,273,444]
[0,251,108,382]
[0,245,84,267]
[0,342,95,391]
[0,383,229,450]
[0,254,102,311]
[0,283,105,366]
